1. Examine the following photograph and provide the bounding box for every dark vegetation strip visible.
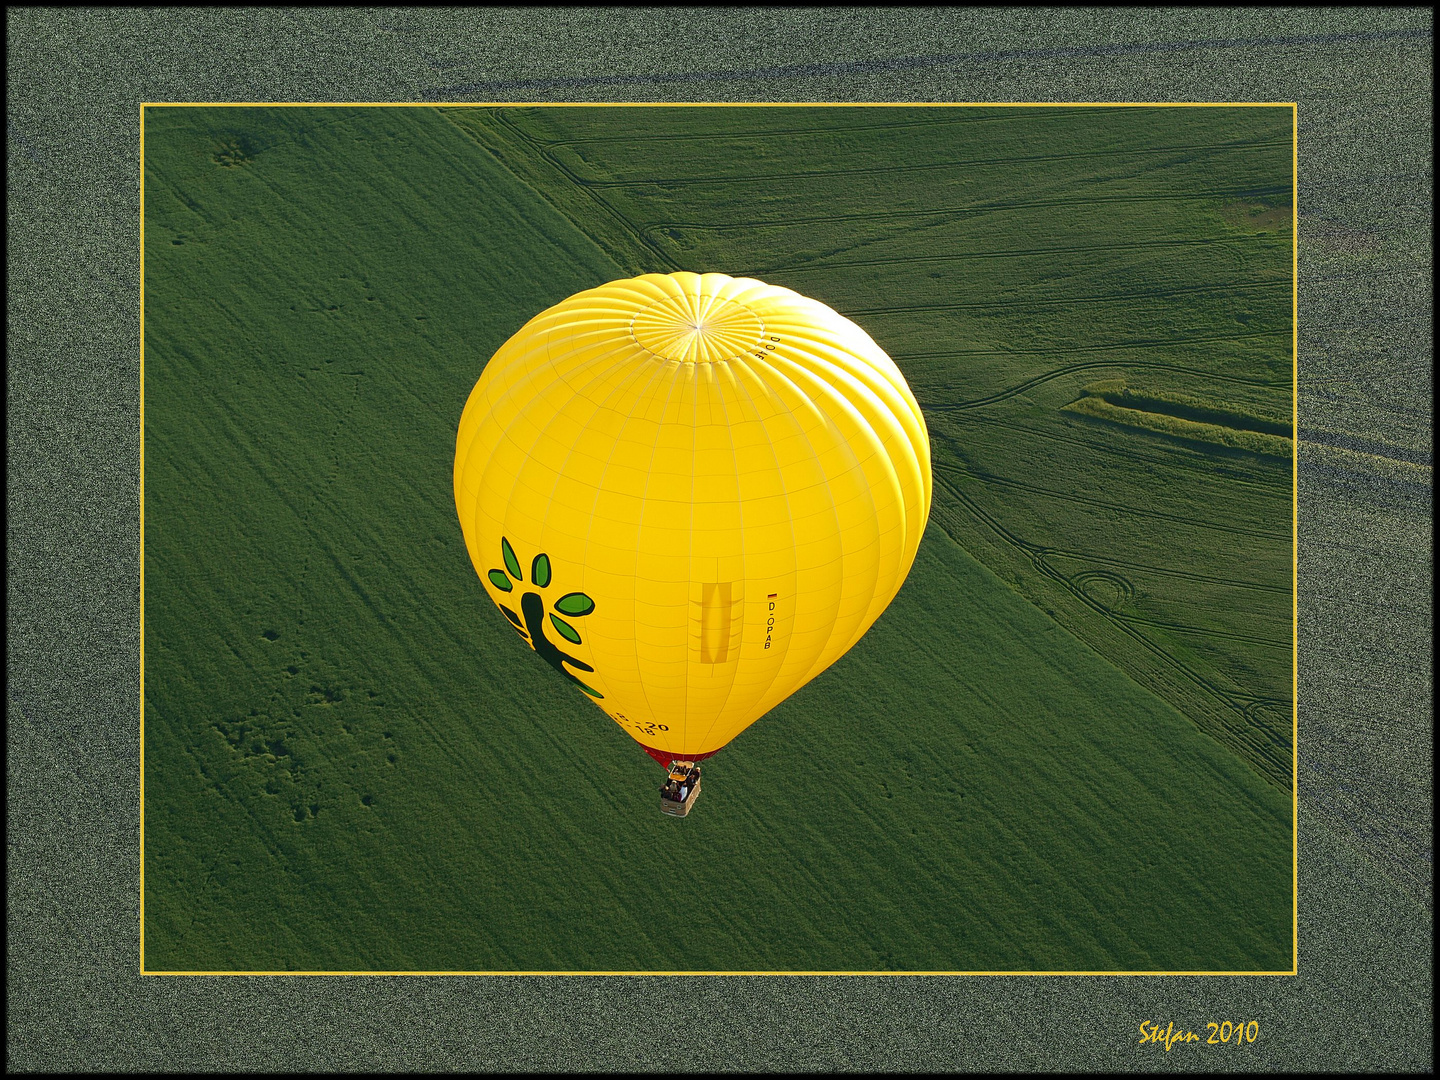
[427,26,1430,94]
[944,413,1296,509]
[1084,379,1292,434]
[1298,426,1433,467]
[1062,396,1293,459]
[1298,454,1433,507]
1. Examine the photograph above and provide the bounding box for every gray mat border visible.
[6,6,1432,1073]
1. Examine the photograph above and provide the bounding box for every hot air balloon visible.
[454,272,931,814]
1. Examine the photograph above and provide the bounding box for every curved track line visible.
[552,139,1294,189]
[1117,614,1291,647]
[488,109,682,272]
[636,185,1294,233]
[850,278,1289,317]
[934,415,1294,501]
[920,356,1291,412]
[769,235,1281,273]
[934,462,1289,540]
[1049,547,1291,594]
[930,470,1291,787]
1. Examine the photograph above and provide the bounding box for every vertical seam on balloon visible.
[466,375,556,580]
[458,305,631,503]
[761,351,886,687]
[692,361,750,753]
[525,335,670,558]
[571,343,678,728]
[774,322,928,537]
[467,322,660,679]
[620,356,688,741]
[767,339,909,651]
[568,273,687,721]
[689,359,774,757]
[483,334,653,506]
[678,356,696,751]
[518,340,669,672]
[456,325,572,499]
[747,351,866,707]
[550,343,674,702]
[706,357,811,737]
[630,364,685,743]
[682,276,707,746]
[775,322,925,598]
[693,282,715,365]
[467,330,651,583]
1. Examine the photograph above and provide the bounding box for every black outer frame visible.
[6,7,1432,1073]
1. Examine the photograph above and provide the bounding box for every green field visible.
[143,105,1294,971]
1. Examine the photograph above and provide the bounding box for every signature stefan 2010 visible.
[1138,1020,1260,1050]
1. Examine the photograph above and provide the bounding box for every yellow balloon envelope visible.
[454,272,931,764]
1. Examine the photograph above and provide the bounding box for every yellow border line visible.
[139,101,147,974]
[139,100,1301,977]
[143,101,1296,108]
[145,969,1297,977]
[1291,102,1300,978]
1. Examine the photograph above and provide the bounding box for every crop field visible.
[143,105,1293,972]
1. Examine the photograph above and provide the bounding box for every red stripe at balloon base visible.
[639,743,723,768]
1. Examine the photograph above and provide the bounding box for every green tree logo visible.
[487,537,603,699]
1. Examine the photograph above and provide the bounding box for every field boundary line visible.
[141,102,1305,108]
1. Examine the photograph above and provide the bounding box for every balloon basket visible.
[659,760,702,817]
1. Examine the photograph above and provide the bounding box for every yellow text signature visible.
[1139,1020,1259,1049]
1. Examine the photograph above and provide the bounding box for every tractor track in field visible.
[544,138,1293,188]
[933,462,1289,542]
[632,184,1294,234]
[902,329,1290,364]
[917,353,1292,412]
[930,466,1291,787]
[1068,569,1135,613]
[932,470,1246,714]
[483,109,682,273]
[1115,614,1292,648]
[482,106,1131,150]
[768,234,1274,274]
[756,205,1285,275]
[848,278,1289,317]
[934,414,1293,495]
[1033,545,1289,594]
